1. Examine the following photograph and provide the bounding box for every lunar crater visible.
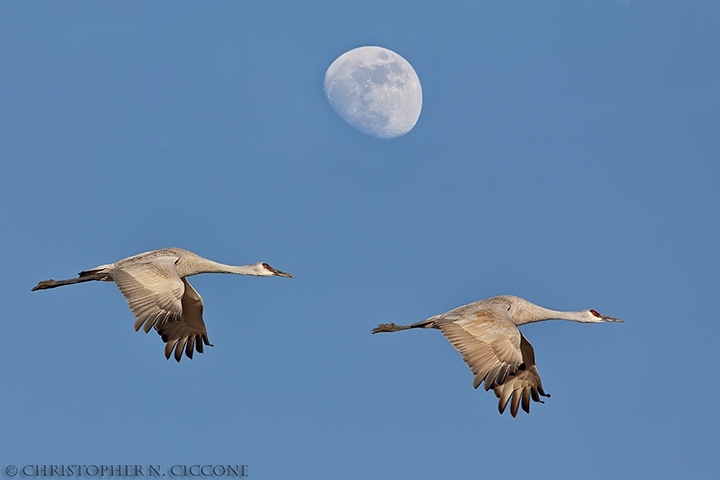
[324,46,422,139]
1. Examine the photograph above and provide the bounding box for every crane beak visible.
[270,267,295,278]
[260,262,295,278]
[603,315,623,323]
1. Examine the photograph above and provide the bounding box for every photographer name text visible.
[4,465,248,478]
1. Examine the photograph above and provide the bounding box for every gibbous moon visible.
[324,46,422,139]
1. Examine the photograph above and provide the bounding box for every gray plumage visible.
[32,248,294,362]
[372,295,622,417]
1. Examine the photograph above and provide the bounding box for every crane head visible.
[256,262,295,278]
[587,309,623,323]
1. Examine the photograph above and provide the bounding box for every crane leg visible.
[371,318,435,334]
[31,273,105,291]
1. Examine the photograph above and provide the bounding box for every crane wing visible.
[156,278,212,362]
[439,312,523,391]
[493,334,550,417]
[109,256,184,333]
[440,314,549,417]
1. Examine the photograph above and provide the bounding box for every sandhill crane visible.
[372,295,622,417]
[32,247,294,362]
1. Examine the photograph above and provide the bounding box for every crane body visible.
[32,248,294,361]
[372,295,622,417]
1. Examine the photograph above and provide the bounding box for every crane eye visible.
[589,309,602,317]
[261,263,272,271]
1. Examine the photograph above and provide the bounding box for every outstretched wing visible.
[493,334,550,417]
[156,278,212,362]
[109,256,184,333]
[438,308,549,417]
[439,309,523,390]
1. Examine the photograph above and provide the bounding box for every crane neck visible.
[515,305,592,326]
[180,258,259,277]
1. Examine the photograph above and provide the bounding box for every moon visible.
[324,46,422,139]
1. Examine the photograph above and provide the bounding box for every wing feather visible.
[439,311,522,391]
[156,278,212,362]
[109,257,212,362]
[109,256,184,332]
[492,334,550,417]
[437,307,550,417]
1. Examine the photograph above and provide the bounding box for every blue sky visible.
[1,1,719,479]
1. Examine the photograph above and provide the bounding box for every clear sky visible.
[1,1,719,479]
